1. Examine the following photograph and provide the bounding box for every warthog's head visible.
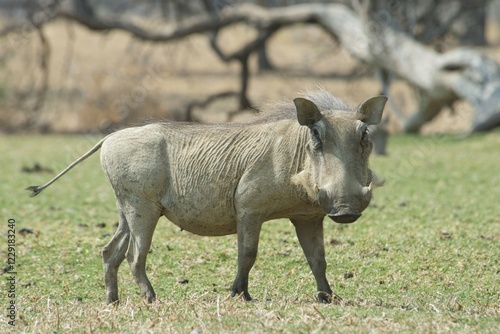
[292,95,387,224]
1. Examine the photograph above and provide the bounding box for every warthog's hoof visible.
[317,291,342,304]
[231,290,253,301]
[145,294,156,303]
[107,299,120,306]
[106,292,120,305]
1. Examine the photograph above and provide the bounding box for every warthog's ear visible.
[355,96,388,125]
[294,98,322,126]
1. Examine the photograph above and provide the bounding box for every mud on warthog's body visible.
[27,89,387,303]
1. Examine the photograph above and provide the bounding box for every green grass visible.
[1,132,499,333]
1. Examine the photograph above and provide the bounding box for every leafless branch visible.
[209,26,279,108]
[34,25,50,113]
[61,20,75,81]
[1,1,497,132]
[186,91,240,121]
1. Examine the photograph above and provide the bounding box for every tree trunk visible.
[3,1,499,132]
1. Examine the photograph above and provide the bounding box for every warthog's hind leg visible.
[124,200,161,303]
[292,218,338,303]
[102,209,130,304]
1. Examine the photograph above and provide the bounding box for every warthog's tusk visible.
[361,183,373,197]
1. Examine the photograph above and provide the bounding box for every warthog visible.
[27,90,386,304]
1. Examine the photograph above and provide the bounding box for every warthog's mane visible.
[249,89,354,124]
[151,90,353,129]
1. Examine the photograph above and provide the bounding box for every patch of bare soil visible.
[1,19,499,134]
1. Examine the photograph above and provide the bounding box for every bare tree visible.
[1,0,499,133]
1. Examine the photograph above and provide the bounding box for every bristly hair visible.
[152,88,355,127]
[302,88,352,112]
[251,87,353,124]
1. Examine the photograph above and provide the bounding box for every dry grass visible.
[0,132,499,333]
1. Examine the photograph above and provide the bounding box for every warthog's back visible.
[100,121,309,236]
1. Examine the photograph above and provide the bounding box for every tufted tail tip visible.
[25,186,43,197]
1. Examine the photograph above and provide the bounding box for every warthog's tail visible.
[26,135,111,197]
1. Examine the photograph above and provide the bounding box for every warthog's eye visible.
[360,126,372,153]
[361,127,369,143]
[311,128,322,150]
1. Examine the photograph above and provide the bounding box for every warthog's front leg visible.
[231,219,263,301]
[292,218,339,303]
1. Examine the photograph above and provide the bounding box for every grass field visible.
[1,132,499,333]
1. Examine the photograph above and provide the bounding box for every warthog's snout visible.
[328,212,362,224]
[319,182,373,224]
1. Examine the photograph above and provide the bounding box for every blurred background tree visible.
[0,0,499,136]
